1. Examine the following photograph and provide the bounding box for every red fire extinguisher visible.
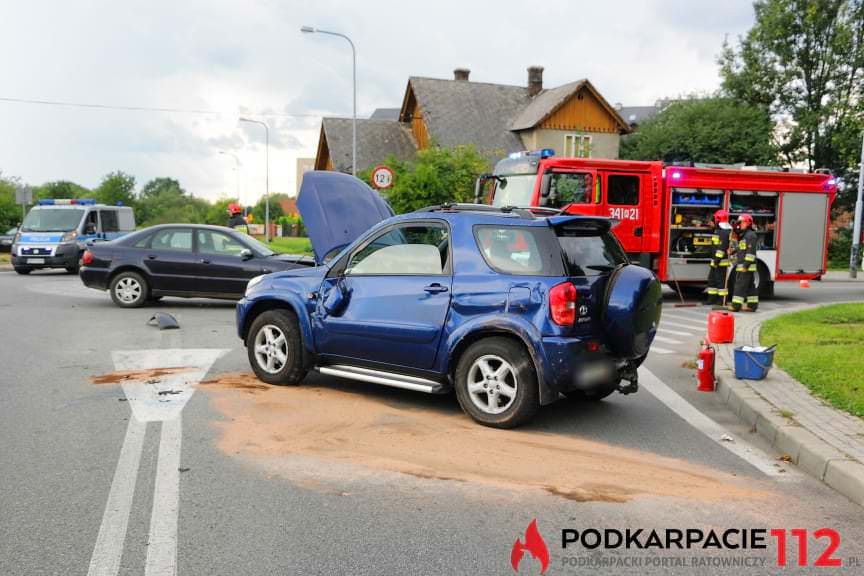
[697,341,716,392]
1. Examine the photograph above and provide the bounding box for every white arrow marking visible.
[87,349,227,576]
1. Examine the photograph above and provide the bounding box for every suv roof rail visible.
[416,203,562,219]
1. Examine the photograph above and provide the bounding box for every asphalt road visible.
[1,270,863,576]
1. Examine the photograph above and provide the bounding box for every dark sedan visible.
[0,227,17,253]
[80,224,314,307]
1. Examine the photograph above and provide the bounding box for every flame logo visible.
[510,519,550,574]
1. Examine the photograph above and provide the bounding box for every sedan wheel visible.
[109,272,149,308]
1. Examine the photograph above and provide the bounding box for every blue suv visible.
[237,172,662,428]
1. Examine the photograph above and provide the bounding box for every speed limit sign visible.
[370,165,394,190]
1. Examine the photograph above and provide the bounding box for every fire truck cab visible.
[483,150,837,296]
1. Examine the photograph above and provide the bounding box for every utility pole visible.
[239,118,271,242]
[851,132,864,278]
[301,26,357,175]
[219,150,241,213]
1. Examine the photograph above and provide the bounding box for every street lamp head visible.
[300,25,315,34]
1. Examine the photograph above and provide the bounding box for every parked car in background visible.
[236,172,663,428]
[0,227,17,253]
[12,199,135,274]
[79,224,314,307]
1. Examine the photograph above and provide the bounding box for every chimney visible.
[454,68,470,81]
[527,66,544,96]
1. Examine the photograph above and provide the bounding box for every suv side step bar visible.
[317,365,444,394]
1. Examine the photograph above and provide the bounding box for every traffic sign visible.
[15,186,32,205]
[371,165,394,190]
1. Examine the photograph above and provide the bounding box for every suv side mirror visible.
[239,248,254,260]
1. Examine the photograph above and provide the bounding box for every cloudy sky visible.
[0,0,755,203]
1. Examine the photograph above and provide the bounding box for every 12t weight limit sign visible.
[371,166,394,190]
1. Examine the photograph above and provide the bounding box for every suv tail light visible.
[81,250,94,266]
[549,281,577,326]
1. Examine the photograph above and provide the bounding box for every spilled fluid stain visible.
[90,367,194,385]
[201,372,769,504]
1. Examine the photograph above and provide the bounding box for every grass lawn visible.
[265,236,313,255]
[0,252,10,265]
[761,303,864,419]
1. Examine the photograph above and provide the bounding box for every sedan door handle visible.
[200,258,211,264]
[423,283,448,294]
[147,254,158,260]
[262,268,272,274]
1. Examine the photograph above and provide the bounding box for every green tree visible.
[32,180,91,200]
[359,145,490,214]
[620,98,778,165]
[719,0,864,204]
[136,177,209,226]
[94,171,136,208]
[251,193,288,225]
[0,175,20,230]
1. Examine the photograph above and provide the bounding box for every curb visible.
[713,303,864,506]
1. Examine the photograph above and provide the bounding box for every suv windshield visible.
[21,208,85,232]
[491,174,536,207]
[556,225,628,276]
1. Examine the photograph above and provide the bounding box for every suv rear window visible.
[556,224,628,276]
[474,225,564,276]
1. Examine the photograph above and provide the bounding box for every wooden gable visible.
[314,124,333,171]
[399,82,430,149]
[540,85,628,134]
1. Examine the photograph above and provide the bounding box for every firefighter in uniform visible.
[704,209,732,305]
[226,203,249,234]
[728,213,759,312]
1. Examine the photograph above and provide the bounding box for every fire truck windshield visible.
[491,174,536,207]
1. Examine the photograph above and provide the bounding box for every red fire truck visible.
[481,150,837,296]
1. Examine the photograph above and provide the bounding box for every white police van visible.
[11,199,135,275]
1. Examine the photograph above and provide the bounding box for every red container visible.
[707,311,734,343]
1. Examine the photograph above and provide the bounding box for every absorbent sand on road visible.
[199,372,770,504]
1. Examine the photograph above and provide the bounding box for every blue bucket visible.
[733,346,776,380]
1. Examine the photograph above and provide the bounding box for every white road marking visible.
[652,335,682,345]
[86,418,147,576]
[668,309,709,320]
[648,346,675,355]
[113,349,226,422]
[661,313,708,327]
[86,349,228,576]
[660,319,707,332]
[639,367,796,479]
[145,417,183,576]
[657,327,694,337]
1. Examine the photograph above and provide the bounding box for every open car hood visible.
[297,171,394,264]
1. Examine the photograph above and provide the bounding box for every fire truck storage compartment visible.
[729,190,778,250]
[777,192,829,275]
[667,188,722,281]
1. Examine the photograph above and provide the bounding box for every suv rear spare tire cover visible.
[603,265,662,359]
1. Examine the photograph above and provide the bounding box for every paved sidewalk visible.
[712,302,864,505]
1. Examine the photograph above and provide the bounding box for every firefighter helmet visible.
[713,209,729,224]
[737,213,754,227]
[227,203,242,215]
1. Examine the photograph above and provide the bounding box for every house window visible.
[564,134,592,158]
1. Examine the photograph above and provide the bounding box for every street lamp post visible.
[239,117,270,242]
[219,150,241,212]
[301,25,356,175]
